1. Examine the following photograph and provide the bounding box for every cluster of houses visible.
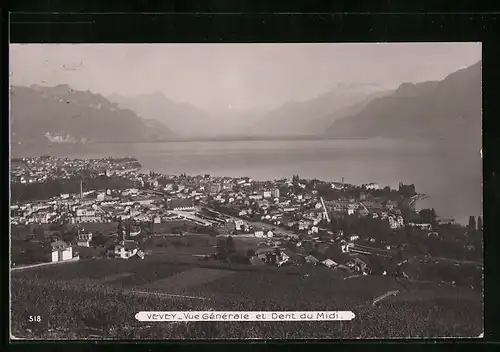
[41,229,146,264]
[245,244,374,276]
[11,156,140,184]
[13,158,430,272]
[10,187,197,226]
[13,156,410,240]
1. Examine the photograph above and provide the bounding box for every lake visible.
[11,138,482,224]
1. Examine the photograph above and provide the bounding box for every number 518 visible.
[28,316,41,323]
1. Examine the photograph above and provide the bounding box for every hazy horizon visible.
[10,43,481,112]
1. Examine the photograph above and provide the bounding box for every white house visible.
[254,230,265,238]
[277,252,290,267]
[50,241,73,262]
[389,215,405,229]
[321,259,338,268]
[266,230,274,238]
[331,182,344,190]
[113,240,140,259]
[341,242,354,253]
[234,220,245,230]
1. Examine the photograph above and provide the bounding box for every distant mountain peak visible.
[10,85,175,144]
[326,63,481,141]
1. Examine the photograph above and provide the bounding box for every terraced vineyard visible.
[11,259,483,339]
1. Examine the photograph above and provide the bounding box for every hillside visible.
[326,61,482,142]
[11,259,482,339]
[249,85,390,136]
[10,85,175,144]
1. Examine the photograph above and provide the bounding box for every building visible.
[385,200,398,210]
[112,240,140,259]
[254,230,265,238]
[409,223,432,231]
[234,220,245,231]
[363,200,384,210]
[305,255,319,265]
[388,215,405,229]
[363,183,380,190]
[50,241,73,262]
[77,232,93,247]
[272,189,280,199]
[321,259,338,268]
[167,199,195,211]
[263,191,272,199]
[331,182,344,190]
[346,257,370,274]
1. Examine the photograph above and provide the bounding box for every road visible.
[411,255,482,266]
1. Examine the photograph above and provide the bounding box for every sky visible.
[9,42,481,110]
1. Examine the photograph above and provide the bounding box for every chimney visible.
[80,179,83,199]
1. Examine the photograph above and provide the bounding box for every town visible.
[11,156,482,286]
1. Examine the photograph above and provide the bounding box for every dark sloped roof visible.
[168,198,194,209]
[123,240,139,251]
[51,240,69,251]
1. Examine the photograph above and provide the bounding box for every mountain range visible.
[10,61,481,145]
[10,85,175,144]
[108,84,390,138]
[325,61,482,142]
[247,84,392,136]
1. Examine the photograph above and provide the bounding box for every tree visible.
[90,232,107,247]
[419,208,437,225]
[226,236,236,253]
[246,249,256,258]
[117,219,125,238]
[477,216,483,231]
[468,216,476,231]
[286,241,297,251]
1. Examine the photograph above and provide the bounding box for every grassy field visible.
[10,258,483,339]
[141,268,235,293]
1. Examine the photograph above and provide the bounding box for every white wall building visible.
[50,241,73,262]
[77,232,93,247]
[254,230,264,238]
[364,183,380,190]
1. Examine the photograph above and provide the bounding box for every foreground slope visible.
[11,259,482,339]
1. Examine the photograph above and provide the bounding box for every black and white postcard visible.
[9,43,483,340]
